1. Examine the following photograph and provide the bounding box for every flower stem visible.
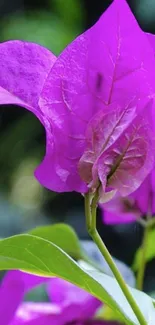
[84,192,147,325]
[136,221,151,291]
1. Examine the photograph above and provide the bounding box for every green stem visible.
[84,192,147,325]
[136,223,149,291]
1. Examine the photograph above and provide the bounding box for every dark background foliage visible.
[0,0,155,293]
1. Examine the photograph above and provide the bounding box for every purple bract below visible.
[101,168,155,224]
[0,0,155,202]
[0,270,120,325]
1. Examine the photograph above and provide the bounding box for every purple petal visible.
[98,103,155,197]
[35,123,87,193]
[47,278,101,323]
[147,32,155,52]
[104,209,135,224]
[88,0,155,107]
[101,194,138,225]
[80,97,155,201]
[131,175,151,215]
[21,272,50,293]
[0,41,56,122]
[38,0,155,195]
[0,271,24,325]
[37,30,93,193]
[102,166,155,224]
[79,100,137,185]
[83,0,155,197]
[0,271,48,325]
[10,302,61,325]
[130,168,155,216]
[8,270,49,293]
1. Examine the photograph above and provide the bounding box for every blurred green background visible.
[0,0,155,293]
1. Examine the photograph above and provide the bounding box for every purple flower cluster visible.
[0,270,119,325]
[0,0,155,202]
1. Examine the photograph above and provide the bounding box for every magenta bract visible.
[102,168,155,224]
[0,270,102,325]
[0,0,155,200]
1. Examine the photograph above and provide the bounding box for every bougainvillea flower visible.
[101,168,155,224]
[0,270,50,325]
[0,0,155,201]
[0,270,111,325]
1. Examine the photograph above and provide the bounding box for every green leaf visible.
[0,234,154,325]
[133,228,155,271]
[29,223,82,260]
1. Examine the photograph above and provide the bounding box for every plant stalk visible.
[84,192,147,325]
[136,220,151,290]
